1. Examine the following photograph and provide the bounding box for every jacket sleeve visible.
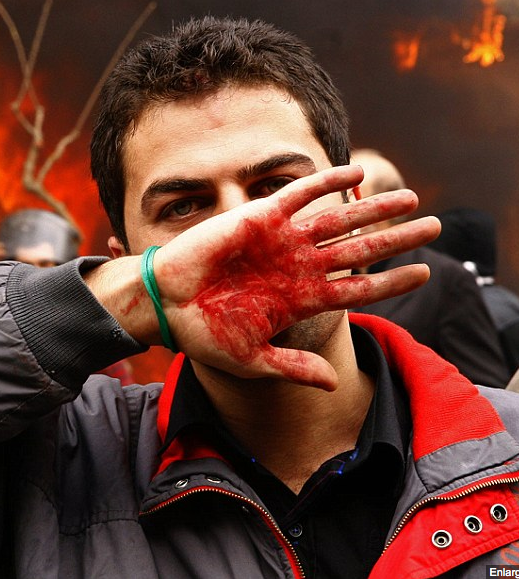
[0,258,148,441]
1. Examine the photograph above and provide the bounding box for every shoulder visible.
[478,385,519,440]
[64,375,163,425]
[418,246,471,276]
[58,377,164,479]
[391,247,473,280]
[484,284,519,309]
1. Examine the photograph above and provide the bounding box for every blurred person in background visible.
[0,208,80,267]
[350,148,509,388]
[429,206,519,381]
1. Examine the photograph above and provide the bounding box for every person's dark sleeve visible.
[439,264,509,388]
[0,258,148,440]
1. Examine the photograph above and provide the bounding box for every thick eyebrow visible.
[236,152,317,181]
[140,152,317,215]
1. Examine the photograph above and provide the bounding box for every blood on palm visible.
[186,214,339,366]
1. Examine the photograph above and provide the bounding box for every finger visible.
[259,344,340,391]
[196,343,340,391]
[302,189,420,244]
[317,216,441,272]
[318,264,431,310]
[277,165,364,215]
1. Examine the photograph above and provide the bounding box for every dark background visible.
[1,0,518,379]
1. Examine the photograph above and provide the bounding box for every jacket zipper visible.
[383,472,519,554]
[140,485,306,579]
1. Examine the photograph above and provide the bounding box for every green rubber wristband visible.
[141,245,177,351]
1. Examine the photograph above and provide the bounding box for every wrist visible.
[83,256,162,345]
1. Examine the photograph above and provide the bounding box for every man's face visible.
[110,86,338,256]
[14,242,59,268]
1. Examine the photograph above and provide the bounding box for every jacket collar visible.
[348,313,506,461]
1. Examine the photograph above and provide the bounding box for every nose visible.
[214,185,250,215]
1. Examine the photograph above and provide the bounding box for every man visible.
[350,148,509,388]
[429,206,519,380]
[2,17,519,579]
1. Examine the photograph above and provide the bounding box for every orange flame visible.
[393,32,421,72]
[463,0,506,67]
[391,0,507,72]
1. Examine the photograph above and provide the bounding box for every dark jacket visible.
[481,283,519,376]
[427,206,519,379]
[352,246,509,388]
[2,260,519,578]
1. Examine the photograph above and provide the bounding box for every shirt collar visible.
[351,322,410,464]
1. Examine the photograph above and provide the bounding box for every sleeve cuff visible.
[6,257,148,387]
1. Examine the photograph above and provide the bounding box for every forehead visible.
[136,85,304,128]
[15,242,57,264]
[122,86,324,174]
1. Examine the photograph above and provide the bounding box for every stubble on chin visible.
[270,310,346,353]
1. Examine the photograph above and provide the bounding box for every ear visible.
[108,235,127,258]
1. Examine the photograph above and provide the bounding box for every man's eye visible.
[255,177,293,197]
[173,199,194,215]
[164,199,196,217]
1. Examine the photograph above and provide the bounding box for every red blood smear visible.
[183,212,339,366]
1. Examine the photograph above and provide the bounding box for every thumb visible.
[260,345,339,391]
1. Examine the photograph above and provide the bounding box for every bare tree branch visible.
[0,2,40,135]
[38,1,157,184]
[13,0,52,111]
[75,2,157,135]
[0,1,157,242]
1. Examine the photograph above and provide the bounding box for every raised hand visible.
[146,164,440,389]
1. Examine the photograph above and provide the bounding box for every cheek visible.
[123,198,166,253]
[128,229,172,255]
[122,219,158,254]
